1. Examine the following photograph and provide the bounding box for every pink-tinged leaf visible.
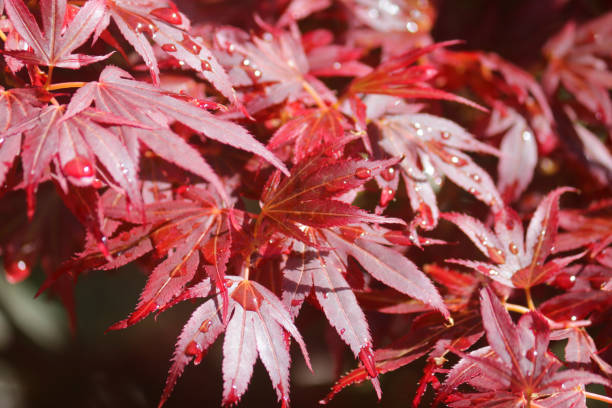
[96,66,287,177]
[539,291,612,322]
[282,243,314,318]
[4,0,108,68]
[159,283,225,408]
[244,279,311,372]
[533,390,585,408]
[69,115,143,213]
[267,108,346,164]
[202,216,232,323]
[511,251,585,289]
[539,369,611,394]
[525,187,576,267]
[574,122,612,176]
[278,0,331,26]
[479,287,521,371]
[312,250,372,357]
[496,115,538,203]
[222,305,258,406]
[253,309,291,406]
[111,221,212,329]
[324,230,448,318]
[348,42,486,111]
[441,213,505,263]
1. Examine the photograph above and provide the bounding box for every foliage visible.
[1,0,611,407]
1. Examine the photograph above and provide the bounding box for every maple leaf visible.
[438,51,556,153]
[555,199,612,268]
[65,65,288,200]
[436,287,610,407]
[97,0,235,100]
[347,42,486,111]
[1,101,149,218]
[267,107,348,164]
[158,276,311,407]
[322,309,483,404]
[0,87,40,187]
[4,0,110,69]
[442,188,583,289]
[486,107,538,203]
[216,25,336,113]
[543,13,612,127]
[375,112,502,231]
[253,155,449,398]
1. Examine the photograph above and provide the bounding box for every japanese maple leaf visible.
[2,103,147,218]
[66,65,288,200]
[486,106,538,203]
[375,112,502,231]
[555,199,612,268]
[437,51,556,153]
[347,42,486,111]
[267,106,348,164]
[436,287,610,407]
[95,186,238,328]
[0,87,40,187]
[340,0,434,34]
[96,0,235,100]
[158,276,312,407]
[322,309,483,404]
[216,25,336,113]
[442,188,586,289]
[255,155,449,398]
[543,12,612,127]
[4,0,110,69]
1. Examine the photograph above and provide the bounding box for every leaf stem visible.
[45,66,55,89]
[505,302,531,315]
[525,287,535,310]
[585,391,612,404]
[47,81,86,91]
[302,80,327,111]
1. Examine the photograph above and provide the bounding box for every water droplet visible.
[199,319,212,333]
[570,315,577,321]
[63,156,94,179]
[440,131,451,140]
[384,230,413,246]
[489,269,498,276]
[406,21,418,33]
[4,258,30,284]
[381,167,395,181]
[161,43,177,52]
[470,173,481,183]
[185,340,204,364]
[521,130,532,141]
[509,242,519,255]
[355,167,372,179]
[231,280,265,311]
[201,60,212,71]
[340,328,346,335]
[150,7,182,25]
[241,58,251,67]
[380,187,396,207]
[180,34,202,55]
[450,156,468,166]
[340,226,365,242]
[486,246,506,264]
[333,62,342,70]
[554,272,576,290]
